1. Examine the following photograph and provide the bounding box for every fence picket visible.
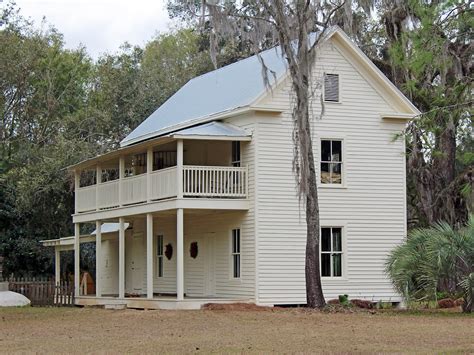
[8,277,74,306]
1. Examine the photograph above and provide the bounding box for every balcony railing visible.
[75,165,248,213]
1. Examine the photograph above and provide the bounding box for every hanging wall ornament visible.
[165,243,173,260]
[190,242,198,259]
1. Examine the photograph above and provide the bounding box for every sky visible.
[12,0,173,58]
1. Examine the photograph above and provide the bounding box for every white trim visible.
[380,113,417,120]
[72,198,250,224]
[323,72,341,104]
[229,227,242,281]
[318,137,346,188]
[171,134,251,141]
[319,224,347,280]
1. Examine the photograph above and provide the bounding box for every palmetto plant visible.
[386,216,474,313]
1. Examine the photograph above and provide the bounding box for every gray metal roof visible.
[120,45,288,147]
[170,122,250,138]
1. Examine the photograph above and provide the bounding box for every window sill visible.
[321,277,348,282]
[323,100,342,104]
[318,184,348,189]
[228,278,242,284]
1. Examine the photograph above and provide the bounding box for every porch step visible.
[103,303,127,310]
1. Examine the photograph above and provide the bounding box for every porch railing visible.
[183,165,247,198]
[75,165,248,213]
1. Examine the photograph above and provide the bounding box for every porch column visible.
[147,147,153,202]
[119,156,125,206]
[74,223,80,297]
[95,221,102,297]
[74,170,80,213]
[176,208,184,301]
[177,139,183,199]
[55,247,60,286]
[146,213,153,299]
[118,217,125,298]
[96,164,101,211]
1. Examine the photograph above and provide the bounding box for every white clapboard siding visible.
[126,208,255,299]
[253,38,407,304]
[150,166,178,200]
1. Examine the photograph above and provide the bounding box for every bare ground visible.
[0,306,473,354]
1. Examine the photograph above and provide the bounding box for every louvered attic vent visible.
[324,73,339,102]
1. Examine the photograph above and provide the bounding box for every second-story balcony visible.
[75,164,248,213]
[73,130,250,215]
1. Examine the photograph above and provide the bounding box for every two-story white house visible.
[42,27,419,309]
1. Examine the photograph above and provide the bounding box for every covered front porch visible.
[42,209,252,310]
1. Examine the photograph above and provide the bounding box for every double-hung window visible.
[157,235,164,278]
[231,229,241,279]
[321,227,343,277]
[320,139,343,184]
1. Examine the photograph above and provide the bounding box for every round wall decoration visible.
[165,243,173,260]
[190,242,198,259]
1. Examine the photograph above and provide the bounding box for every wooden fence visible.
[8,278,74,306]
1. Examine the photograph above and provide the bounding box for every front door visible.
[126,233,144,294]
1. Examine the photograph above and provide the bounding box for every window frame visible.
[319,137,346,188]
[156,234,164,278]
[323,73,341,103]
[230,228,241,280]
[320,226,346,279]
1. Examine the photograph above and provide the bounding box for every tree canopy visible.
[0,1,472,279]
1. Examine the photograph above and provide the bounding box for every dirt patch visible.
[0,307,472,353]
[202,302,270,311]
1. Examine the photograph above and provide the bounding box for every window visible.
[157,235,164,278]
[232,141,241,167]
[321,227,343,277]
[320,139,343,184]
[324,73,339,102]
[231,229,241,278]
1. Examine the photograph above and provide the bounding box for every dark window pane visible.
[321,228,331,251]
[321,163,330,184]
[321,253,331,276]
[158,258,163,277]
[333,254,342,277]
[233,255,240,278]
[232,141,241,167]
[321,140,331,161]
[332,228,342,251]
[332,141,342,162]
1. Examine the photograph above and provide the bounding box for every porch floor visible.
[75,295,252,310]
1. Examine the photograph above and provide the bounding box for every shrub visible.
[386,216,474,313]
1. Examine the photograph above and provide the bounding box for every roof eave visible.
[120,105,282,147]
